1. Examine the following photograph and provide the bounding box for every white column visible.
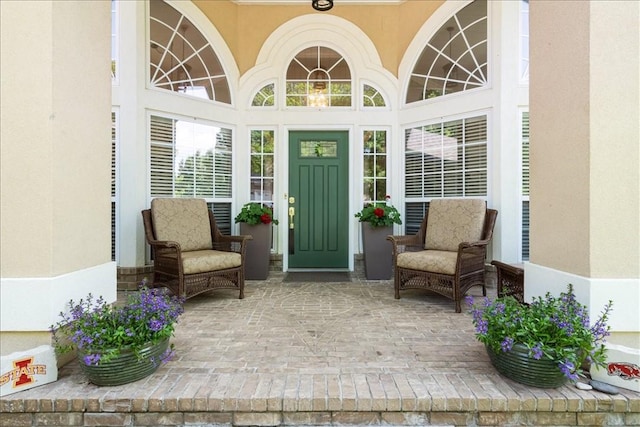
[491,0,529,263]
[113,0,150,269]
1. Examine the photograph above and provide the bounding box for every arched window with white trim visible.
[252,83,275,107]
[406,0,487,102]
[149,0,231,103]
[285,46,351,107]
[362,84,386,108]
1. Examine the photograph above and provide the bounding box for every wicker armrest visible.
[456,240,492,264]
[387,234,422,247]
[148,239,181,252]
[212,234,252,254]
[490,260,524,276]
[387,234,424,257]
[458,239,492,250]
[491,260,525,303]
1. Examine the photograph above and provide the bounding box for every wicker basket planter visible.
[78,337,170,386]
[486,343,568,388]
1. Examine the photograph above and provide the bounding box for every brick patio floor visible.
[1,272,639,426]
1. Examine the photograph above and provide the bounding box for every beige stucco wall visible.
[194,0,443,77]
[529,0,639,279]
[1,1,55,277]
[0,0,112,278]
[588,1,640,278]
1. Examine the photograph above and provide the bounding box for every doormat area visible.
[283,272,352,283]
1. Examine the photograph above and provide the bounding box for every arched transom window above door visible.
[286,46,352,108]
[406,0,487,103]
[149,0,231,103]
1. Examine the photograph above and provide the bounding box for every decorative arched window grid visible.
[406,0,488,103]
[252,83,275,107]
[286,46,352,107]
[149,0,231,103]
[362,84,386,108]
[255,77,367,109]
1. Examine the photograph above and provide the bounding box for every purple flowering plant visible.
[50,280,184,366]
[467,284,613,382]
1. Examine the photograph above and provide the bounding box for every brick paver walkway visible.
[2,273,639,426]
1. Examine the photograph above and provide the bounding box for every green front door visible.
[288,131,349,269]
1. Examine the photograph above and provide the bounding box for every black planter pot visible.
[240,223,272,280]
[361,223,393,280]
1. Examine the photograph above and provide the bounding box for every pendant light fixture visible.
[312,0,333,12]
[308,69,328,107]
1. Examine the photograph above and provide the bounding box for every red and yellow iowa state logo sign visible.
[0,357,47,389]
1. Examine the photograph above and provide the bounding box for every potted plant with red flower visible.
[235,202,278,280]
[355,196,402,280]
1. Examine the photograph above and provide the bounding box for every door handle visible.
[288,207,295,229]
[288,204,295,255]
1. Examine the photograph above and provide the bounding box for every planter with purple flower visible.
[467,284,613,388]
[50,281,184,386]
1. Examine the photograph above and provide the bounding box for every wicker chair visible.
[387,198,498,312]
[491,260,525,303]
[142,198,251,300]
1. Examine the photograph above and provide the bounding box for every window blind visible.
[404,115,487,200]
[150,115,233,200]
[521,111,530,260]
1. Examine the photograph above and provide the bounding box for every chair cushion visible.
[151,198,213,251]
[425,198,486,251]
[164,250,242,274]
[397,250,458,275]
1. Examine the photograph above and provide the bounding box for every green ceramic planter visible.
[78,337,170,386]
[486,343,568,388]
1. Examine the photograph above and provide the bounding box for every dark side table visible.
[491,261,525,303]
